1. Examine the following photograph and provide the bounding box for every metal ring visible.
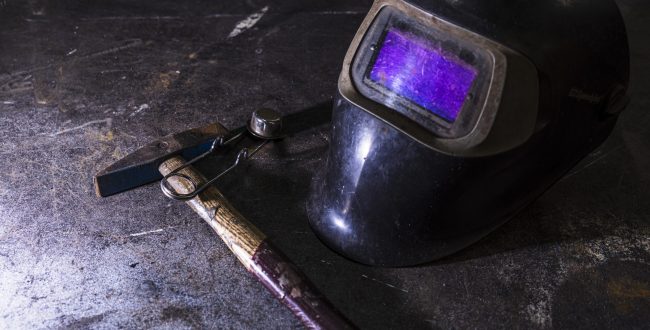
[160,172,198,200]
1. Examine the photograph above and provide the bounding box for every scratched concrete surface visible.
[1,0,649,329]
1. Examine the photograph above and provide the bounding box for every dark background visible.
[1,0,648,328]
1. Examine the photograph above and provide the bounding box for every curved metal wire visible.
[160,129,268,200]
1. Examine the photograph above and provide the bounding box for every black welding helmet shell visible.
[308,0,629,266]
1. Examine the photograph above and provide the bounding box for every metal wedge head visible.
[94,122,230,197]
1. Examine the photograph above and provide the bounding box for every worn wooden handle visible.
[159,156,354,329]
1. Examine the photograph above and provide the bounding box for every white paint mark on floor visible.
[128,228,165,237]
[315,11,364,15]
[361,274,409,293]
[32,7,46,16]
[130,103,149,117]
[48,118,112,136]
[66,49,77,56]
[227,6,269,38]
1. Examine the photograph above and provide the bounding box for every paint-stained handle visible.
[159,157,354,329]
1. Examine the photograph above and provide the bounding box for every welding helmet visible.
[308,0,629,266]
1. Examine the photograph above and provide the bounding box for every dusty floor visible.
[0,0,648,328]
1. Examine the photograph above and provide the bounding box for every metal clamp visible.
[160,109,283,201]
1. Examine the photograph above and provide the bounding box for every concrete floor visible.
[0,0,648,328]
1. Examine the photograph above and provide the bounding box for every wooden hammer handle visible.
[159,157,354,329]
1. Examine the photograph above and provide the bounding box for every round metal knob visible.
[247,108,283,139]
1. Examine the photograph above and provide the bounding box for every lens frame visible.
[351,7,494,139]
[338,0,539,156]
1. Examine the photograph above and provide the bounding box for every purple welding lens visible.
[369,28,478,122]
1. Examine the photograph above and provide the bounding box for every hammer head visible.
[94,102,334,197]
[94,122,230,197]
